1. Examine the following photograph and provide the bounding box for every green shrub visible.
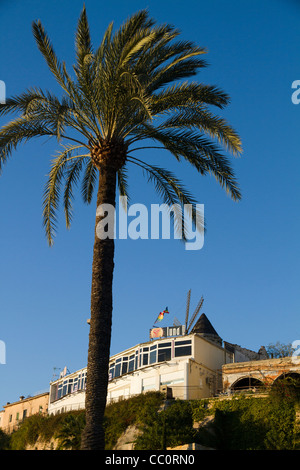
[5,391,299,450]
[104,391,164,449]
[134,400,196,450]
[56,413,86,450]
[0,429,10,450]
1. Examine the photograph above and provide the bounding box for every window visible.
[142,347,149,366]
[150,345,157,364]
[62,380,68,396]
[78,372,86,390]
[122,359,128,375]
[73,378,78,392]
[67,379,73,394]
[157,343,171,362]
[174,340,192,357]
[57,384,63,399]
[135,351,139,370]
[115,358,122,378]
[128,355,134,372]
[109,363,115,381]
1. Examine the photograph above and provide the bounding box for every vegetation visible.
[266,342,296,358]
[6,411,85,450]
[0,7,242,450]
[1,386,299,450]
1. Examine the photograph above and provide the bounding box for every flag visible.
[154,307,169,324]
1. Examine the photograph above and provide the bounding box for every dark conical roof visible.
[191,313,222,344]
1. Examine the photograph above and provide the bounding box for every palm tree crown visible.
[0,8,241,245]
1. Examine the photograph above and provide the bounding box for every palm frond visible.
[32,20,70,95]
[150,82,230,114]
[63,155,87,229]
[0,116,55,173]
[127,156,204,240]
[117,165,130,203]
[43,144,88,245]
[81,159,97,204]
[128,125,241,201]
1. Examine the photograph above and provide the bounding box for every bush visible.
[0,429,10,450]
[104,391,164,449]
[4,391,299,450]
[9,411,85,450]
[134,400,196,450]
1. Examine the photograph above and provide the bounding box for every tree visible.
[56,413,86,450]
[266,342,295,358]
[0,8,242,449]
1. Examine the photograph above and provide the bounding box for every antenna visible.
[186,296,204,334]
[185,289,191,332]
[51,367,61,381]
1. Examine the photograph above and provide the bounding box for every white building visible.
[48,314,266,415]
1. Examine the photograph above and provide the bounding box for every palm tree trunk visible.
[80,165,117,450]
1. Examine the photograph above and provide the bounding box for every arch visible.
[230,376,265,392]
[271,372,300,397]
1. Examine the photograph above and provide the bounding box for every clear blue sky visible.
[0,0,299,407]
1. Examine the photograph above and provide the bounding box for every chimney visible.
[19,396,25,401]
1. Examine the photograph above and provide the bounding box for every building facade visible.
[222,356,300,393]
[0,392,49,434]
[48,314,266,415]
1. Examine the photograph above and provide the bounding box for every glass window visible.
[128,355,134,372]
[73,378,78,392]
[81,373,86,390]
[158,342,171,348]
[175,340,191,346]
[143,353,148,366]
[57,384,63,399]
[175,340,192,357]
[67,379,73,394]
[135,351,139,370]
[158,348,171,362]
[115,363,121,377]
[175,345,192,357]
[122,361,128,375]
[109,364,115,380]
[150,348,157,364]
[62,381,68,396]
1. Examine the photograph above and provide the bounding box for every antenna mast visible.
[185,289,191,332]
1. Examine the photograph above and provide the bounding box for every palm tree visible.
[0,8,242,449]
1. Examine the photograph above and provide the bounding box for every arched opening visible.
[230,376,264,392]
[271,372,300,400]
